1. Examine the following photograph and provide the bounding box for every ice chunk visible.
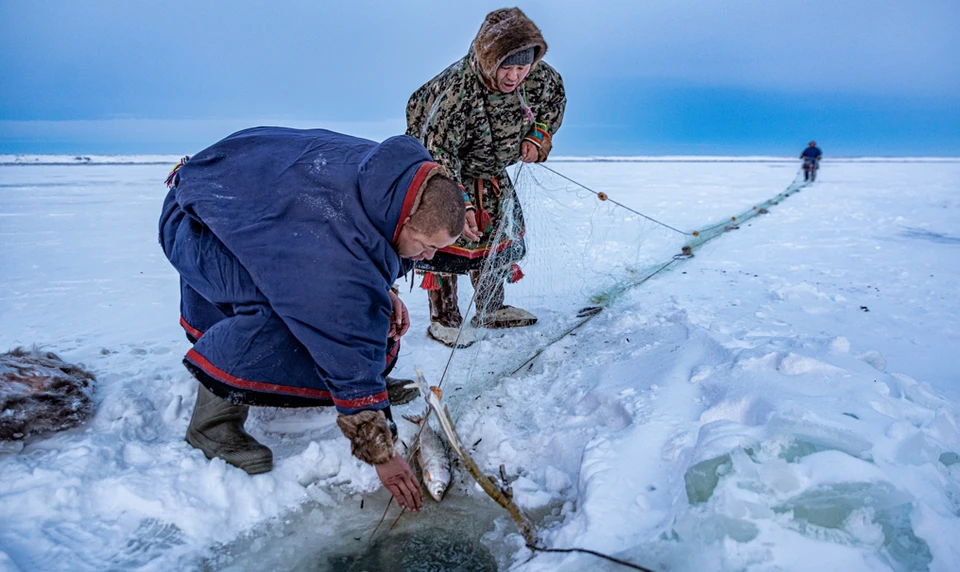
[895,431,940,466]
[672,512,759,543]
[775,482,931,572]
[684,454,732,505]
[768,417,873,460]
[759,458,801,493]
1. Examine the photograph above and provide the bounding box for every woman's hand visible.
[462,209,482,241]
[520,140,539,163]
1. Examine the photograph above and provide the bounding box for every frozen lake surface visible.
[1,157,959,571]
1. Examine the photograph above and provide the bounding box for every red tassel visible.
[164,155,190,188]
[419,272,442,290]
[478,209,493,233]
[507,263,524,283]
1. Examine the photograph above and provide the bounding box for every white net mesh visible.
[426,162,695,418]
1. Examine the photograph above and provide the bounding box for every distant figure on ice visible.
[800,141,822,182]
[406,7,567,348]
[159,127,467,512]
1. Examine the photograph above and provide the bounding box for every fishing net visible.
[414,162,698,417]
[394,160,810,546]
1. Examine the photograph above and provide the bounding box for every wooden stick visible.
[415,369,538,545]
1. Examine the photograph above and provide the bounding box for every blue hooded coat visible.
[159,127,439,415]
[801,146,822,161]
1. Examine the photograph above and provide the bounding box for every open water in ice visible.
[201,486,504,572]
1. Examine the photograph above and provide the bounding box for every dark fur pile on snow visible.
[0,347,96,440]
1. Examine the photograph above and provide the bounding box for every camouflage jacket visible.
[406,52,566,271]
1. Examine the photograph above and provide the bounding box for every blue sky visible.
[2,0,958,156]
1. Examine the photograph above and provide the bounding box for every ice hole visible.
[201,488,505,571]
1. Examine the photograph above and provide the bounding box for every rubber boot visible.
[385,376,420,406]
[185,383,273,475]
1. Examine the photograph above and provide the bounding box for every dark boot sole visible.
[387,385,421,406]
[470,318,538,329]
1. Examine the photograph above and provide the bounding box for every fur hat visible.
[472,8,547,84]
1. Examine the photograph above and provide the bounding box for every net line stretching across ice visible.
[391,161,811,570]
[426,162,811,398]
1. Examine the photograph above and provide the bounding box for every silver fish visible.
[403,413,452,502]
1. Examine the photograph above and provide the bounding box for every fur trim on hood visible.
[472,8,548,85]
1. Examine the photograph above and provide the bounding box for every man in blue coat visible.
[159,127,465,511]
[801,140,823,182]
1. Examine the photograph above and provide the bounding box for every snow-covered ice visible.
[1,157,959,571]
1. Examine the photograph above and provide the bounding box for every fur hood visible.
[471,8,548,85]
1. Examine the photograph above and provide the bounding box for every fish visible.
[403,408,453,502]
[416,420,453,502]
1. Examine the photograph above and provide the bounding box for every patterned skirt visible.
[416,175,526,275]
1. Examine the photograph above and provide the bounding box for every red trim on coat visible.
[185,348,389,408]
[392,162,438,243]
[386,339,400,364]
[180,316,204,340]
[438,229,526,259]
[186,347,332,399]
[336,391,390,409]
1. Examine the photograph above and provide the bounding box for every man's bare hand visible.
[462,209,482,241]
[387,289,409,340]
[375,455,423,511]
[520,140,539,163]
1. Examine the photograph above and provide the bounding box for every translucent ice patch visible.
[768,417,873,461]
[672,511,759,544]
[895,430,942,466]
[777,439,823,462]
[684,454,733,505]
[755,458,804,499]
[775,482,931,572]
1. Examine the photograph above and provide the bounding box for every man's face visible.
[496,64,532,93]
[395,222,458,261]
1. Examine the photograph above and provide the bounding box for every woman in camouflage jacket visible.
[406,7,566,347]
